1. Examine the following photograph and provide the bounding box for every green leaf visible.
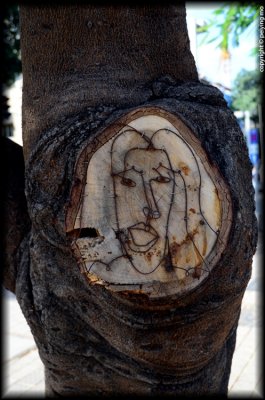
[213,8,225,16]
[196,4,259,57]
[231,69,262,115]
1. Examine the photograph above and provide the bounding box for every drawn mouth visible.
[128,222,159,249]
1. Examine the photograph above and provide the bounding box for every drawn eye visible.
[154,176,171,183]
[120,177,136,187]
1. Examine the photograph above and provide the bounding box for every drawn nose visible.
[143,206,160,219]
[143,183,160,219]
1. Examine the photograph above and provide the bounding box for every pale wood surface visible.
[66,108,232,297]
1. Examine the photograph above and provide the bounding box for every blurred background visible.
[1,3,263,397]
[186,3,263,202]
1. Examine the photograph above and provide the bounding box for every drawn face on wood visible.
[111,133,175,274]
[66,108,232,298]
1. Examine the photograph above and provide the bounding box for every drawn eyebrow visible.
[112,166,143,177]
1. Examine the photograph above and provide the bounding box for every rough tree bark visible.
[3,5,258,396]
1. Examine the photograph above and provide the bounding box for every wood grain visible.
[66,107,232,298]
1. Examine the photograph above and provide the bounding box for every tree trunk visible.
[3,5,257,396]
[20,5,197,160]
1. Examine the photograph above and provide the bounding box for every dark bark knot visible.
[24,82,257,278]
